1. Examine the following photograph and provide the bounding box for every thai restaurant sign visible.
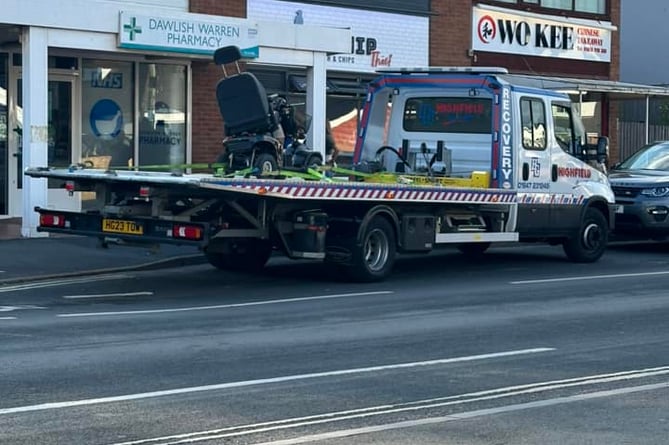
[472,6,613,63]
[247,0,429,73]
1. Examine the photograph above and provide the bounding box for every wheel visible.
[562,208,608,262]
[205,239,272,272]
[456,242,491,257]
[345,217,396,282]
[304,153,323,169]
[253,153,278,173]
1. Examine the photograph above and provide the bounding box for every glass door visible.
[11,73,81,213]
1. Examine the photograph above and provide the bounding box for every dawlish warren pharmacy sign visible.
[118,11,259,57]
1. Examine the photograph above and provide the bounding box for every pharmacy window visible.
[81,59,134,169]
[138,64,187,167]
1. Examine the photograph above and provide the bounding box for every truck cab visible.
[353,66,614,256]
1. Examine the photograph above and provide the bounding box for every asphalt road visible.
[1,242,669,444]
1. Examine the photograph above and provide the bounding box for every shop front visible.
[1,0,349,237]
[470,4,669,163]
[1,49,189,218]
[246,0,431,157]
[471,4,616,141]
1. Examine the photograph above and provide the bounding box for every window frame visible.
[288,0,432,16]
[551,102,577,154]
[520,97,547,151]
[402,96,494,134]
[477,0,609,20]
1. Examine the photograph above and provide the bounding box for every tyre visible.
[345,217,396,282]
[562,208,608,263]
[253,153,278,173]
[456,242,491,257]
[205,239,272,272]
[304,154,323,169]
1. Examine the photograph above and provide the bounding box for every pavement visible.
[0,218,205,285]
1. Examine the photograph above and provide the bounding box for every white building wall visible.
[101,0,187,10]
[1,0,187,35]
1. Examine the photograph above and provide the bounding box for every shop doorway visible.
[8,72,81,215]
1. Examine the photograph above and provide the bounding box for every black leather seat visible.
[216,73,276,136]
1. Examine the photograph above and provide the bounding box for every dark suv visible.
[609,141,669,238]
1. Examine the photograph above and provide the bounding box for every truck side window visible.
[551,103,575,153]
[520,98,546,150]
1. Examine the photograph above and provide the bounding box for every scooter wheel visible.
[254,153,278,173]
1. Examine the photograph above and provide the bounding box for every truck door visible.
[515,96,552,235]
[547,102,589,232]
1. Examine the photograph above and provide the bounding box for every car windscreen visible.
[618,142,669,170]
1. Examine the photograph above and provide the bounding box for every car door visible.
[548,101,590,233]
[515,95,552,235]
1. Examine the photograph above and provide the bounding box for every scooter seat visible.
[217,72,275,136]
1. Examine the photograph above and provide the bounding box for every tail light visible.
[40,214,66,228]
[172,224,204,240]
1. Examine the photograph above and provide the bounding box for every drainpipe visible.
[645,95,650,145]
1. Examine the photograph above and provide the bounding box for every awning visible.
[504,74,669,100]
[503,74,669,145]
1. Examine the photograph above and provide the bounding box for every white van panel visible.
[386,89,495,176]
[399,134,493,177]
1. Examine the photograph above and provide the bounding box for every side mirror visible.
[596,136,609,164]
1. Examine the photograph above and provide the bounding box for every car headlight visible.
[641,186,669,197]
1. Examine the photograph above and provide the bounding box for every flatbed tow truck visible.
[26,65,615,282]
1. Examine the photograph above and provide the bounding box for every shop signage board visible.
[247,0,429,73]
[118,11,260,57]
[472,6,613,63]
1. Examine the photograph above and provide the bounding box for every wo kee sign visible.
[472,6,612,62]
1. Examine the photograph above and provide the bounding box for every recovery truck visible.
[26,65,615,282]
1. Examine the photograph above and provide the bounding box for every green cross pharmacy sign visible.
[123,17,142,41]
[118,11,259,57]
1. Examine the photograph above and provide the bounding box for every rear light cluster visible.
[171,224,204,240]
[39,214,67,228]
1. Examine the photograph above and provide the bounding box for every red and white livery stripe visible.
[203,179,518,204]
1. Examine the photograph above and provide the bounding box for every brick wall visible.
[189,0,246,163]
[189,0,244,16]
[430,0,471,66]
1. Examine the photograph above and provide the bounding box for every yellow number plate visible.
[102,219,144,235]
